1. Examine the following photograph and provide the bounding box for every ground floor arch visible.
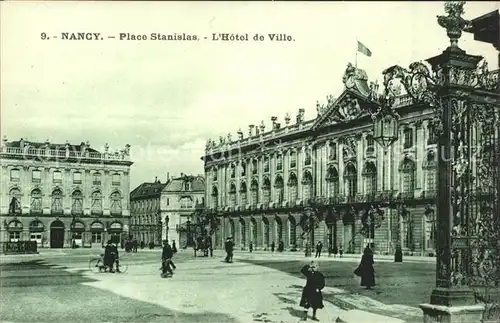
[50,220,65,248]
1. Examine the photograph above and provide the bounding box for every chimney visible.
[181,172,184,178]
[166,172,170,182]
[19,138,25,149]
[154,176,158,183]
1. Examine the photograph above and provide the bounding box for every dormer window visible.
[184,182,190,191]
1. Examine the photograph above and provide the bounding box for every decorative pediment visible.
[313,63,379,130]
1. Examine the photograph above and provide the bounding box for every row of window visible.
[212,126,438,182]
[8,188,123,215]
[131,215,159,225]
[210,159,437,208]
[9,169,121,185]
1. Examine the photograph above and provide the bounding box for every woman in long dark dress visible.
[357,246,376,289]
[299,261,325,321]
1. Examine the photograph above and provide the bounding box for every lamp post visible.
[370,88,400,260]
[186,216,192,248]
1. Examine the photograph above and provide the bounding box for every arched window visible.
[304,150,312,166]
[302,170,313,201]
[263,157,270,173]
[366,135,375,153]
[229,183,237,207]
[252,159,258,174]
[240,162,246,177]
[288,215,297,247]
[230,164,236,179]
[423,151,437,193]
[363,162,377,196]
[250,218,258,244]
[91,190,103,215]
[276,154,283,171]
[211,186,218,209]
[262,217,270,247]
[30,188,42,214]
[71,190,83,215]
[110,191,122,215]
[51,189,63,214]
[290,151,297,168]
[288,172,298,203]
[262,177,271,205]
[9,188,22,215]
[239,182,247,207]
[400,158,416,197]
[250,179,259,207]
[345,164,357,202]
[274,175,284,204]
[239,218,246,248]
[329,142,337,160]
[326,166,339,198]
[212,167,218,181]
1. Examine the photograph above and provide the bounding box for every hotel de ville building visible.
[0,137,133,249]
[202,63,441,255]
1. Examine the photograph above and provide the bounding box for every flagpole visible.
[355,37,358,68]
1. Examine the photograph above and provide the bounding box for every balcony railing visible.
[0,146,130,162]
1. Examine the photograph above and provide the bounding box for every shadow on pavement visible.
[285,306,305,319]
[0,259,239,323]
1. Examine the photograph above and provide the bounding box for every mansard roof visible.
[130,181,167,200]
[163,174,205,193]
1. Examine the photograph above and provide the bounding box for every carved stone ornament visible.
[437,1,472,48]
[339,95,362,121]
[342,63,368,89]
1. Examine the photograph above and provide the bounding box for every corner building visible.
[202,64,443,255]
[0,137,133,249]
[129,177,165,246]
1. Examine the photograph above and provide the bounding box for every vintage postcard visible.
[1,1,499,322]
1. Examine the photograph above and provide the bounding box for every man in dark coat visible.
[172,240,177,253]
[161,241,176,277]
[224,237,234,263]
[299,261,325,321]
[112,242,121,273]
[271,241,275,252]
[103,240,116,273]
[315,241,323,258]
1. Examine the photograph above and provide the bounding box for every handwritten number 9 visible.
[41,32,47,40]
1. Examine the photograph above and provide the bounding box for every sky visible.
[1,1,498,190]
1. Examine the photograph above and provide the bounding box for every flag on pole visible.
[357,41,372,57]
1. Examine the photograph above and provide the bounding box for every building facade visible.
[129,177,165,246]
[0,137,133,249]
[159,174,205,248]
[202,64,457,255]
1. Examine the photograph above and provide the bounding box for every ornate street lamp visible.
[186,215,192,248]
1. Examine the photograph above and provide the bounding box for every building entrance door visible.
[50,220,65,248]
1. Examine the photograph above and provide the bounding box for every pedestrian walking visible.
[299,261,325,321]
[332,245,338,258]
[161,241,176,278]
[132,238,138,253]
[172,240,177,254]
[278,239,284,252]
[271,241,275,252]
[314,241,323,258]
[249,241,253,253]
[224,237,234,263]
[339,245,343,258]
[354,245,376,289]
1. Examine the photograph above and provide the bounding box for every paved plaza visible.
[0,248,435,323]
